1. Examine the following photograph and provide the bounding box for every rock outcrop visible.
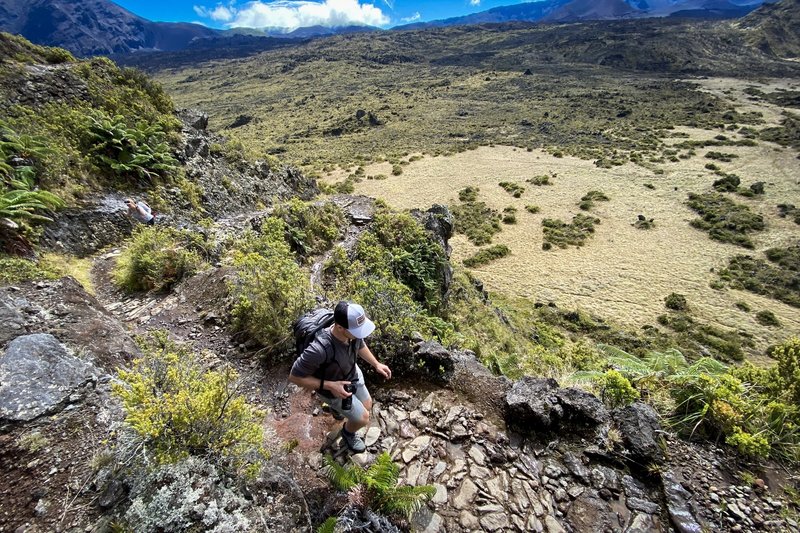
[0,333,98,422]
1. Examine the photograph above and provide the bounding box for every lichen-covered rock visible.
[0,277,138,370]
[613,402,665,464]
[0,333,97,422]
[505,377,562,430]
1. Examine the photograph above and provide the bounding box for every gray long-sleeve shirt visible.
[290,328,364,382]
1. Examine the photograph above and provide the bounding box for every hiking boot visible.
[341,425,366,453]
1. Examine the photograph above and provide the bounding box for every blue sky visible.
[114,0,533,29]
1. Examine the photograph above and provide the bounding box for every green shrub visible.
[502,206,517,224]
[451,201,502,246]
[273,199,345,258]
[773,338,800,405]
[755,310,781,327]
[463,244,511,268]
[525,205,540,214]
[228,221,313,351]
[727,426,771,459]
[712,174,740,192]
[113,332,266,476]
[705,151,738,162]
[595,369,639,408]
[527,173,554,186]
[665,293,688,311]
[579,190,610,211]
[717,245,800,308]
[113,226,205,293]
[498,181,525,198]
[686,192,765,248]
[391,164,403,176]
[542,214,600,249]
[777,204,800,225]
[458,186,479,202]
[0,255,61,284]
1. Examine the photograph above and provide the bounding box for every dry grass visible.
[326,80,800,355]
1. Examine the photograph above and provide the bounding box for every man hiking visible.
[125,198,155,225]
[289,301,392,453]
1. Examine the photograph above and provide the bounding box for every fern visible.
[323,452,435,520]
[317,517,338,533]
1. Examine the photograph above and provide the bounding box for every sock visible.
[342,423,355,437]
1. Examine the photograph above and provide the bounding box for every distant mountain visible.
[262,25,380,39]
[737,0,800,57]
[0,0,218,56]
[395,0,768,30]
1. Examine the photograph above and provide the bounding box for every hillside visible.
[0,0,218,55]
[737,0,800,57]
[0,27,799,533]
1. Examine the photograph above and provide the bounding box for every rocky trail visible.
[3,196,795,531]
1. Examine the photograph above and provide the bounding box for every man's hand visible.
[326,380,354,399]
[374,363,392,380]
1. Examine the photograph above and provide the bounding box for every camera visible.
[341,379,359,411]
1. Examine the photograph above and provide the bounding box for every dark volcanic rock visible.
[613,402,665,464]
[662,470,703,533]
[504,377,609,433]
[0,333,97,422]
[505,377,562,430]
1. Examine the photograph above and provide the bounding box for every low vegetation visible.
[576,341,800,463]
[113,226,207,293]
[272,198,345,259]
[451,197,502,246]
[777,203,800,225]
[686,192,765,248]
[113,332,266,475]
[527,173,555,186]
[542,214,600,250]
[463,244,511,268]
[717,243,800,308]
[578,190,610,211]
[321,452,435,529]
[498,181,524,198]
[227,218,313,352]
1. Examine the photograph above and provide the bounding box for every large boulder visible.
[612,402,665,465]
[0,278,138,369]
[504,377,609,434]
[0,333,98,422]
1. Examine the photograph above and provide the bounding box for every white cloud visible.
[195,1,390,30]
[470,0,481,6]
[193,4,236,22]
[401,11,421,22]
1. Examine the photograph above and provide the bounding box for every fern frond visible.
[317,516,338,533]
[324,454,358,491]
[365,452,399,490]
[380,484,436,517]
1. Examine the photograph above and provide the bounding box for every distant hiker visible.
[289,301,392,453]
[125,198,155,225]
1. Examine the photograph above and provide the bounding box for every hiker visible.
[289,301,392,453]
[125,198,155,225]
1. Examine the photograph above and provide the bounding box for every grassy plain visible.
[327,77,800,354]
[148,24,800,358]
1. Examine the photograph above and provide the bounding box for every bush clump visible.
[451,201,502,246]
[113,226,205,293]
[705,151,738,162]
[228,219,313,351]
[527,173,555,186]
[579,190,610,211]
[712,174,740,192]
[595,369,639,408]
[542,214,600,249]
[777,204,800,225]
[272,198,345,258]
[458,186,479,202]
[633,214,655,230]
[498,181,525,198]
[502,206,517,224]
[463,244,511,268]
[717,244,800,308]
[525,205,540,214]
[113,332,266,475]
[686,192,765,248]
[755,310,781,327]
[665,293,688,311]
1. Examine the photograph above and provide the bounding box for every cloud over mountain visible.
[194,0,390,30]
